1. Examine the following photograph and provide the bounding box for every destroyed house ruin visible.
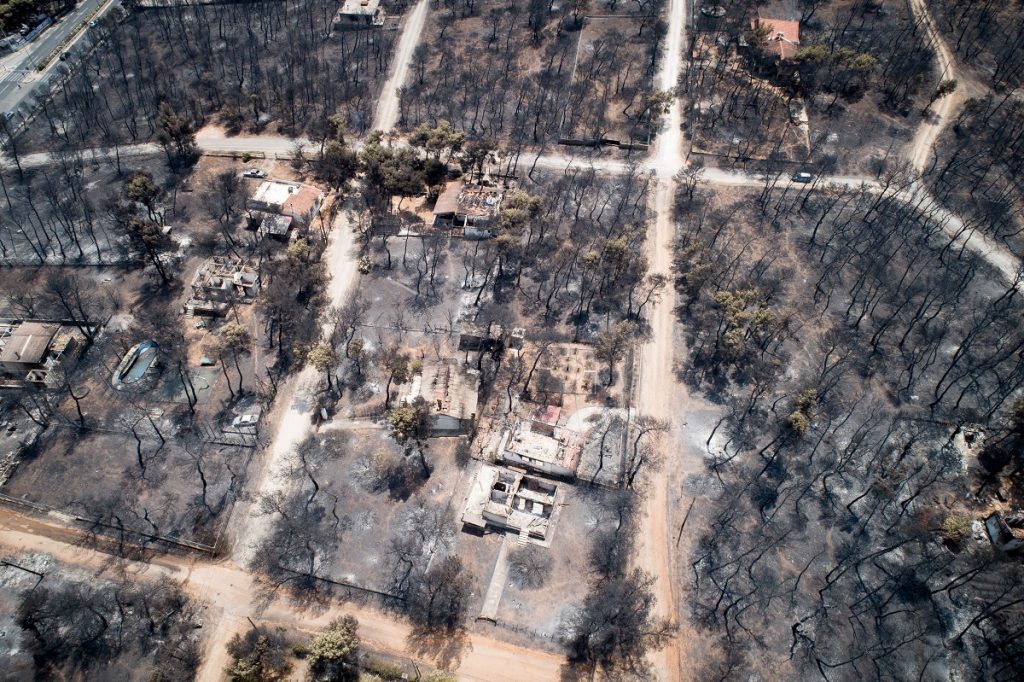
[0,320,86,387]
[401,362,480,435]
[432,181,504,236]
[462,465,561,543]
[498,416,583,479]
[334,0,386,29]
[187,257,260,316]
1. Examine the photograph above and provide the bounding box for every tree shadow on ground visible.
[248,570,334,617]
[405,624,471,673]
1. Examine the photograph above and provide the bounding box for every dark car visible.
[791,172,813,183]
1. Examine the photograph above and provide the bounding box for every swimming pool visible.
[113,341,159,388]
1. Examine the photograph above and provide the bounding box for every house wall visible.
[501,449,575,478]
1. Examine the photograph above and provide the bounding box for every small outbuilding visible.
[401,362,480,436]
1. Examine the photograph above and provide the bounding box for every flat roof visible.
[251,179,301,207]
[509,428,562,464]
[340,0,381,15]
[504,419,583,471]
[0,322,59,365]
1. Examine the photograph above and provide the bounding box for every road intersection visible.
[0,1,1017,680]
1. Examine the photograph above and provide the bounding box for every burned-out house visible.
[432,181,504,237]
[334,0,386,30]
[400,362,480,436]
[462,464,563,543]
[0,320,87,387]
[186,257,260,316]
[986,512,1024,553]
[497,410,584,479]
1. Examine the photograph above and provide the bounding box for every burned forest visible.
[0,0,1021,681]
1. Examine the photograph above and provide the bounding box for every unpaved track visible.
[0,510,564,682]
[372,0,430,132]
[228,211,358,569]
[3,1,1022,680]
[632,0,689,678]
[906,0,963,174]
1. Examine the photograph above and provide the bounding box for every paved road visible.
[12,130,1020,290]
[0,0,113,114]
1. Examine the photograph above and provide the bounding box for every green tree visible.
[940,513,972,542]
[360,138,426,211]
[307,616,360,682]
[389,403,429,444]
[459,138,496,180]
[108,197,173,284]
[347,338,365,378]
[219,321,252,396]
[224,627,292,682]
[157,101,198,168]
[125,171,163,224]
[924,79,958,114]
[409,119,465,163]
[307,342,337,389]
[786,389,817,437]
[315,140,359,191]
[381,348,410,410]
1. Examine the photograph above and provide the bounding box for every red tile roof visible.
[752,18,800,60]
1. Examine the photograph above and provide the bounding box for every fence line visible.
[0,492,218,555]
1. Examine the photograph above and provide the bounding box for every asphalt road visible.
[0,0,111,114]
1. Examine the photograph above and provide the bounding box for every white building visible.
[247,180,324,228]
[334,0,386,29]
[497,417,583,479]
[461,464,562,543]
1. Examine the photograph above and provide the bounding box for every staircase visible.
[518,526,530,545]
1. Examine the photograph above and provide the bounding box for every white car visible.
[231,414,258,428]
[242,168,266,178]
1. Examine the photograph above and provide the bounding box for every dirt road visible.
[372,0,430,132]
[228,210,358,569]
[631,0,689,678]
[0,510,564,682]
[906,0,962,174]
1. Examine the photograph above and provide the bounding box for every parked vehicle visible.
[791,171,813,183]
[242,168,266,178]
[231,414,258,428]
